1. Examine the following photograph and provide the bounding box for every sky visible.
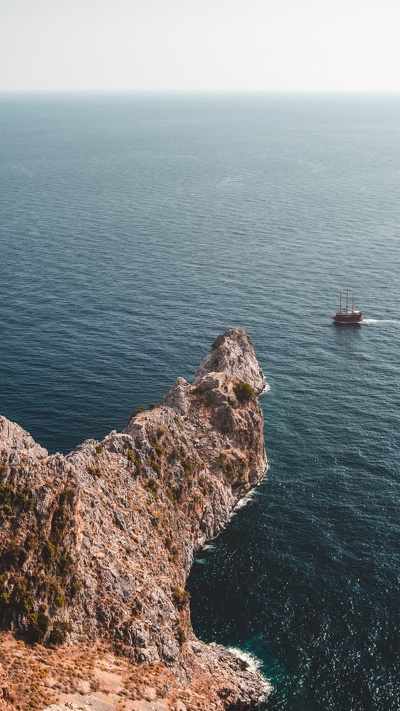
[1,0,400,92]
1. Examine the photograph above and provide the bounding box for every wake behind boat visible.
[332,290,363,324]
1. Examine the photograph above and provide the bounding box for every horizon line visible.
[2,88,400,95]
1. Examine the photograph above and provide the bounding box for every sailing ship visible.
[332,290,363,324]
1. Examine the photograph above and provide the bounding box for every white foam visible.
[234,488,257,511]
[233,467,269,512]
[227,647,273,692]
[259,381,271,396]
[363,319,400,324]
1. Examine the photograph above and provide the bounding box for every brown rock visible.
[0,667,15,711]
[0,328,269,709]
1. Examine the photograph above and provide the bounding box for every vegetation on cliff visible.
[0,328,269,710]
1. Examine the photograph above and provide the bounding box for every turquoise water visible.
[1,93,400,709]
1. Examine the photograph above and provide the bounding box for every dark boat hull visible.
[332,314,363,324]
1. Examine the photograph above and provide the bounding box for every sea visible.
[0,92,400,710]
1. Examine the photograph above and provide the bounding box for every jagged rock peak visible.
[0,328,269,710]
[162,376,192,416]
[193,327,266,395]
[0,415,48,459]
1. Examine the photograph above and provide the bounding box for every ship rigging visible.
[332,290,363,324]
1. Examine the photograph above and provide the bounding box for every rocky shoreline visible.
[0,328,270,710]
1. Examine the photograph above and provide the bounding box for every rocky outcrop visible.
[0,668,15,711]
[0,328,269,709]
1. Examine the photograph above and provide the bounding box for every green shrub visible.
[172,586,190,609]
[0,484,35,512]
[168,544,178,565]
[54,594,65,608]
[0,573,8,592]
[0,484,13,506]
[2,545,26,568]
[225,466,235,481]
[24,534,39,551]
[131,597,143,616]
[86,466,101,478]
[238,457,247,479]
[50,493,71,545]
[69,576,83,597]
[16,488,35,511]
[27,611,50,643]
[127,450,142,471]
[234,382,255,404]
[0,591,10,610]
[59,554,72,574]
[48,620,72,646]
[94,445,104,455]
[150,459,161,476]
[145,478,159,499]
[42,540,56,565]
[133,405,147,416]
[182,459,195,476]
[12,578,34,613]
[46,577,65,606]
[177,627,186,646]
[166,489,175,503]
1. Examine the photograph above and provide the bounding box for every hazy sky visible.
[1,0,400,91]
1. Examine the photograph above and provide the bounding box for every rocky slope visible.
[0,328,269,710]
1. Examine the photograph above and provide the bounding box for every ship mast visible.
[346,289,349,314]
[339,290,342,313]
[352,294,355,313]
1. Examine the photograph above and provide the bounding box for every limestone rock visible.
[162,377,192,415]
[193,327,266,395]
[0,329,268,709]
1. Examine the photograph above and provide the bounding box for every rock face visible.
[0,328,269,709]
[0,667,15,711]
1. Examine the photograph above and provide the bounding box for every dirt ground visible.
[0,632,212,711]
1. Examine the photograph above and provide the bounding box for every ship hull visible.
[332,315,363,324]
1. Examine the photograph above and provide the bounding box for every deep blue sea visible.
[1,93,400,709]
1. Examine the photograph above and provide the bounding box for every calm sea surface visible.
[1,93,400,709]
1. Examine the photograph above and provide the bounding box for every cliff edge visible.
[0,328,269,710]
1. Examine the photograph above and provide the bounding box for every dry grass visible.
[0,632,215,711]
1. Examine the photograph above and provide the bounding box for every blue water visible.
[1,93,400,709]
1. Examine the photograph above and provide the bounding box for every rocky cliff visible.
[0,328,269,710]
